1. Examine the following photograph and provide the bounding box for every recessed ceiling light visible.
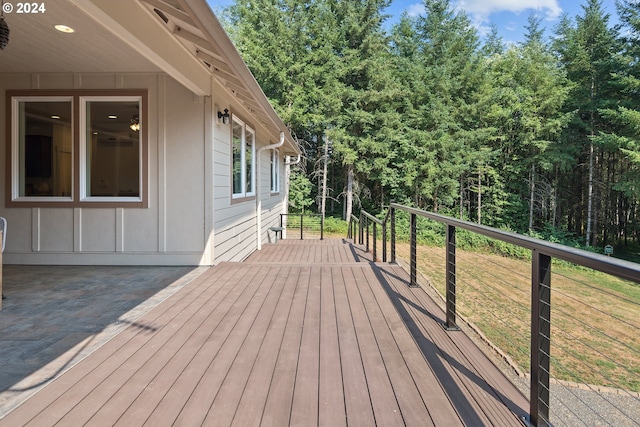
[54,25,75,33]
[51,115,60,119]
[108,115,118,119]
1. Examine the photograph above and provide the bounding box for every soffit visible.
[139,0,273,126]
[0,1,161,73]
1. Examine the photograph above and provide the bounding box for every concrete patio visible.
[0,264,205,418]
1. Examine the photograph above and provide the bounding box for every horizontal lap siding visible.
[212,206,258,264]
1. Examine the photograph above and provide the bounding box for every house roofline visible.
[178,0,300,155]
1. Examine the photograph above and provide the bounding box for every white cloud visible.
[453,0,563,21]
[406,3,425,17]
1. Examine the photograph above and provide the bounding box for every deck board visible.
[341,266,407,427]
[333,268,376,426]
[0,239,527,427]
[289,264,321,427]
[318,267,346,427]
[260,267,310,427]
[230,266,300,427]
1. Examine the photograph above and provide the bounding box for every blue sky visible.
[208,0,619,45]
[385,0,619,44]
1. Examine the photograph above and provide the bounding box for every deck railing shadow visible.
[350,203,640,427]
[372,264,529,424]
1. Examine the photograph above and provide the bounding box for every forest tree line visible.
[222,0,640,251]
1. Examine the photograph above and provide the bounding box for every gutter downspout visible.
[256,132,285,250]
[286,154,301,166]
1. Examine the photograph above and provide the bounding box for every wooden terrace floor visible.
[0,239,528,426]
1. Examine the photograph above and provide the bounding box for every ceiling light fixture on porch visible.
[218,108,230,125]
[0,2,9,50]
[130,115,140,132]
[54,24,74,33]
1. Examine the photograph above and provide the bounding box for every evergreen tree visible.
[391,0,483,212]
[327,0,399,218]
[481,23,572,231]
[589,0,640,244]
[553,0,622,246]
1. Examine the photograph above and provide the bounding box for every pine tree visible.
[327,0,399,218]
[553,0,622,246]
[390,0,483,212]
[589,0,640,245]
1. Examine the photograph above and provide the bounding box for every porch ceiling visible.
[0,0,300,155]
[0,1,161,74]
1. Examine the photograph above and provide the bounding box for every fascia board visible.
[70,0,211,96]
[179,0,301,155]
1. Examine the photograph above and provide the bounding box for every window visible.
[11,97,73,201]
[231,116,255,199]
[81,97,141,201]
[271,149,280,193]
[8,91,147,207]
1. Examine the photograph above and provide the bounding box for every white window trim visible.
[232,116,256,199]
[10,96,74,202]
[79,96,143,203]
[271,148,280,194]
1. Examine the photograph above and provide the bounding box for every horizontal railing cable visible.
[547,350,639,426]
[550,324,640,392]
[352,203,640,426]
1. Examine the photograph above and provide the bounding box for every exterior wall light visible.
[218,108,230,125]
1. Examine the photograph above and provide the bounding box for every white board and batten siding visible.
[0,73,288,266]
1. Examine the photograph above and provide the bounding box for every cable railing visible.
[279,213,324,240]
[348,202,640,427]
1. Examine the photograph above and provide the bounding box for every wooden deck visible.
[0,239,528,426]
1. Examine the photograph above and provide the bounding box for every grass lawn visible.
[391,242,640,393]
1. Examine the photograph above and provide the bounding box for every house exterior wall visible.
[210,80,287,262]
[0,73,211,265]
[1,73,289,265]
[259,148,285,245]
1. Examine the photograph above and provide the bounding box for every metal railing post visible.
[531,250,552,427]
[300,214,304,240]
[372,222,377,261]
[321,216,324,240]
[409,213,418,287]
[382,220,387,262]
[390,206,396,264]
[359,213,363,245]
[365,217,370,253]
[350,217,355,240]
[353,219,357,242]
[445,225,459,330]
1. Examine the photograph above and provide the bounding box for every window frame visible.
[79,95,144,203]
[6,90,148,208]
[231,115,256,200]
[9,95,74,203]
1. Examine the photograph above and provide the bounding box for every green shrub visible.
[323,216,348,235]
